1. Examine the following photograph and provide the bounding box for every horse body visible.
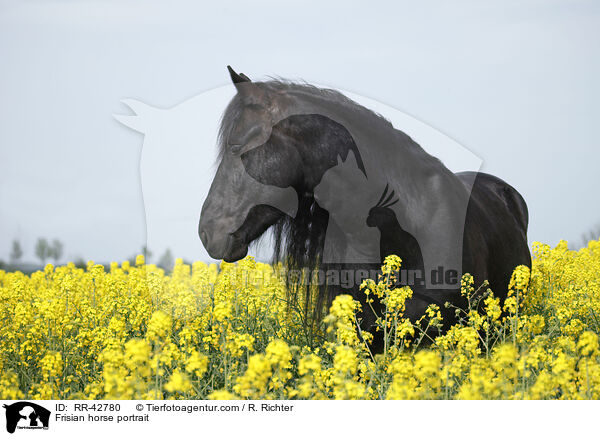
[199,67,531,348]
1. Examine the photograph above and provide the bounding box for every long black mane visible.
[218,80,394,156]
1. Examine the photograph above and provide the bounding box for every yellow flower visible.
[385,286,412,313]
[298,354,321,376]
[509,265,531,291]
[578,331,599,357]
[333,345,358,375]
[381,255,402,276]
[266,340,292,368]
[213,302,232,323]
[40,352,63,381]
[208,390,237,400]
[164,370,192,393]
[146,311,172,342]
[460,273,475,297]
[185,351,209,377]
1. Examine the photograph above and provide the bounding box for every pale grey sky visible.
[1,0,599,263]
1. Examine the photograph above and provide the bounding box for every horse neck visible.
[285,89,456,185]
[284,89,469,237]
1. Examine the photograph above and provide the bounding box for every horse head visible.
[199,67,367,263]
[198,67,301,261]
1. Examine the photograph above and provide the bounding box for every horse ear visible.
[345,150,358,168]
[337,155,344,166]
[227,65,251,84]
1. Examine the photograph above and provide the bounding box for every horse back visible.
[457,171,529,236]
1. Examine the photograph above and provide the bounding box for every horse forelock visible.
[217,94,243,160]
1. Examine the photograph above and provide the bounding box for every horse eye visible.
[229,144,243,154]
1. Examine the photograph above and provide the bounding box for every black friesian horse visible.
[199,66,531,348]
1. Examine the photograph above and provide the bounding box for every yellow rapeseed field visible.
[1,239,600,400]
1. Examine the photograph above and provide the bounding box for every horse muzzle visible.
[199,225,248,262]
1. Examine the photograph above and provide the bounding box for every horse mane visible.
[217,79,394,158]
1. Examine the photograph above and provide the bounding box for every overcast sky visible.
[0,0,599,264]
